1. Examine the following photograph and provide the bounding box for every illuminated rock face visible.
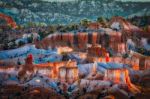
[104,69,130,84]
[35,61,77,79]
[59,66,78,84]
[109,33,123,53]
[41,32,125,54]
[131,52,150,70]
[104,68,141,94]
[139,58,150,70]
[91,62,97,74]
[87,44,107,57]
[130,58,140,71]
[92,33,97,45]
[77,33,88,49]
[57,46,73,54]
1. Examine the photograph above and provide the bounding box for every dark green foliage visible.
[38,31,45,40]
[97,17,107,27]
[18,40,25,46]
[80,19,91,28]
[3,43,9,50]
[136,47,150,56]
[128,16,150,27]
[27,34,33,43]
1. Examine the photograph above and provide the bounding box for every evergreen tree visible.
[80,19,91,28]
[27,34,33,43]
[97,17,107,27]
[18,41,25,46]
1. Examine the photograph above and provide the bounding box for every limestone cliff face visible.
[36,31,124,54]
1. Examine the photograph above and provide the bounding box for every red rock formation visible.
[68,33,74,46]
[132,52,150,70]
[35,61,77,79]
[77,33,88,49]
[109,16,148,39]
[59,66,78,84]
[0,13,17,29]
[39,31,124,54]
[87,44,107,57]
[18,54,34,79]
[109,16,131,31]
[109,32,123,53]
[25,54,33,65]
[105,68,140,93]
[92,32,97,45]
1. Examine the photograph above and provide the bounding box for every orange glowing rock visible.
[59,66,78,84]
[57,46,73,54]
[87,44,106,57]
[35,60,77,79]
[104,68,140,94]
[92,62,97,74]
[104,69,129,84]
